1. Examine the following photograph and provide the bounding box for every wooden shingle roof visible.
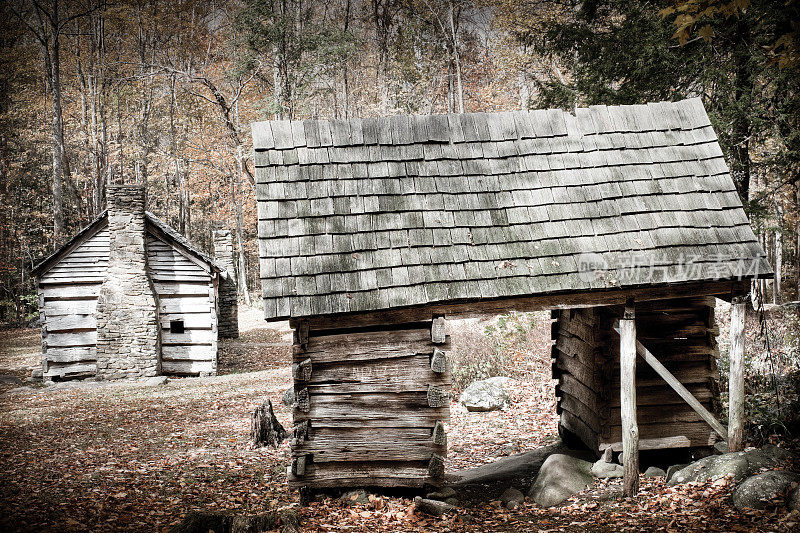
[253,98,770,320]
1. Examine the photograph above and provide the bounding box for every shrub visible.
[449,312,542,393]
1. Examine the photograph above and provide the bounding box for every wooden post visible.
[619,301,639,497]
[728,296,747,452]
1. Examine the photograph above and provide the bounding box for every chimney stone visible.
[95,185,161,379]
[213,229,239,338]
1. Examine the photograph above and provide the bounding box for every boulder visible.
[528,454,593,507]
[30,368,43,380]
[500,487,525,509]
[732,471,800,510]
[644,467,666,479]
[340,490,370,506]
[144,376,168,387]
[0,374,23,385]
[666,464,688,483]
[591,459,624,479]
[459,377,511,412]
[788,485,800,511]
[667,449,780,486]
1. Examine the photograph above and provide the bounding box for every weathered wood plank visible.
[161,329,214,344]
[159,314,213,330]
[304,355,450,394]
[45,331,97,347]
[287,461,430,488]
[292,428,444,462]
[40,283,102,300]
[619,302,639,497]
[152,282,212,296]
[43,362,97,378]
[46,314,96,332]
[44,346,96,363]
[42,299,98,316]
[301,328,448,364]
[161,344,216,360]
[161,360,215,374]
[728,296,746,451]
[293,392,450,428]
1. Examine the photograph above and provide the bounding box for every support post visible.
[619,301,639,497]
[728,296,747,452]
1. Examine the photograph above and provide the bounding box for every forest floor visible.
[0,307,797,532]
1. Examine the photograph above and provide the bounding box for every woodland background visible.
[1,0,799,323]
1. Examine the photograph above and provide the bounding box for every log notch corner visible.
[286,317,452,490]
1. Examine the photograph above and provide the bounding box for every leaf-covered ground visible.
[0,308,797,532]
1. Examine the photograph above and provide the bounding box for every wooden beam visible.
[619,301,639,497]
[612,322,728,441]
[290,280,750,329]
[728,295,747,452]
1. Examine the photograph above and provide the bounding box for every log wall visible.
[288,320,451,489]
[38,225,218,379]
[552,296,721,454]
[147,235,217,376]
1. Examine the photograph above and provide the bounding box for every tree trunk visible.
[43,0,67,245]
[250,399,287,448]
[730,18,753,203]
[448,1,464,113]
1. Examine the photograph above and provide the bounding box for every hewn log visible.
[728,296,747,452]
[298,328,449,364]
[296,280,749,330]
[250,399,287,448]
[287,461,430,488]
[619,302,639,497]
[293,428,444,462]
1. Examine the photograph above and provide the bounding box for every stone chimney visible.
[213,229,239,338]
[95,185,160,379]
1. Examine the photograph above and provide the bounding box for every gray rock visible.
[426,487,457,500]
[644,467,666,479]
[340,490,370,506]
[591,459,624,479]
[761,444,797,463]
[788,485,800,511]
[714,441,730,455]
[459,377,511,412]
[528,454,594,507]
[667,449,780,486]
[500,487,525,509]
[732,471,800,510]
[144,376,168,386]
[30,368,43,380]
[282,387,295,407]
[666,464,688,483]
[414,496,456,516]
[444,497,460,507]
[0,375,23,385]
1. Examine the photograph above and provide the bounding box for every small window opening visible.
[170,320,185,334]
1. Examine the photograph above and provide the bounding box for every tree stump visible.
[251,399,287,448]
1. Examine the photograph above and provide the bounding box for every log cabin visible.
[32,185,238,381]
[251,98,771,492]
